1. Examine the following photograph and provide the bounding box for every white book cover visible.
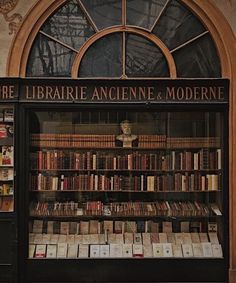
[50,234,59,244]
[34,234,43,244]
[142,233,151,245]
[172,244,183,257]
[35,244,46,258]
[46,244,57,258]
[202,242,213,257]
[42,233,51,244]
[143,244,153,257]
[208,232,219,244]
[67,244,78,258]
[90,245,100,258]
[57,243,68,258]
[47,221,54,234]
[99,245,110,258]
[212,244,223,258]
[159,233,168,243]
[152,243,163,257]
[122,244,133,258]
[110,244,123,257]
[28,244,35,258]
[163,243,173,257]
[78,244,89,258]
[192,243,203,257]
[132,244,143,257]
[182,244,193,257]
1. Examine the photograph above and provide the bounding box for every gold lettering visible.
[26,86,33,99]
[147,87,155,100]
[176,88,184,100]
[66,86,75,100]
[166,87,175,100]
[108,87,116,100]
[218,87,224,100]
[37,86,45,99]
[80,86,87,100]
[100,87,108,100]
[121,87,128,100]
[91,87,101,100]
[129,87,137,100]
[45,86,53,99]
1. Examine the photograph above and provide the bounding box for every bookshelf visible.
[0,106,14,213]
[27,110,224,259]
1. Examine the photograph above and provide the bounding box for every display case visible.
[0,105,14,213]
[27,109,226,261]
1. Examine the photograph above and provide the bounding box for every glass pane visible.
[41,0,95,50]
[79,33,122,78]
[127,0,166,30]
[26,34,76,77]
[28,110,225,260]
[126,34,169,77]
[153,0,206,50]
[80,0,122,30]
[173,34,221,78]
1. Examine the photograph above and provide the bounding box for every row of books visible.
[30,149,222,171]
[31,219,213,235]
[29,242,223,259]
[31,134,116,148]
[29,231,220,246]
[138,135,166,148]
[29,201,221,217]
[30,172,220,192]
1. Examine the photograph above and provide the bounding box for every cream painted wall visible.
[0,0,235,77]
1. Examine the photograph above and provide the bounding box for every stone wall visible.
[0,0,235,77]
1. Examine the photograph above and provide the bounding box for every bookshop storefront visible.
[0,1,235,283]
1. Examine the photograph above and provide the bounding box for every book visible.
[159,233,168,243]
[143,244,153,257]
[110,244,123,257]
[103,220,113,233]
[89,220,99,234]
[32,220,43,234]
[35,244,46,258]
[90,234,99,244]
[78,244,89,258]
[67,244,78,258]
[66,235,75,244]
[133,233,142,244]
[46,244,57,258]
[122,244,133,258]
[57,243,68,258]
[182,244,193,257]
[50,234,59,244]
[202,242,213,257]
[191,233,200,243]
[167,233,176,244]
[58,234,67,243]
[192,243,203,257]
[90,245,100,258]
[182,233,192,244]
[172,244,183,257]
[162,222,172,233]
[163,243,173,257]
[29,233,35,244]
[124,232,133,244]
[152,243,163,257]
[0,168,13,181]
[33,234,43,244]
[99,245,110,257]
[208,233,219,244]
[60,222,69,235]
[1,146,13,166]
[212,244,223,258]
[82,234,91,244]
[199,233,209,243]
[180,221,190,232]
[142,233,151,245]
[74,235,83,244]
[132,244,143,257]
[42,234,51,244]
[80,221,89,234]
[4,109,14,122]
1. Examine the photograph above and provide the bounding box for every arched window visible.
[26,0,221,78]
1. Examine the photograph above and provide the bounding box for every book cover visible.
[4,109,14,122]
[74,235,83,245]
[1,146,13,166]
[163,243,173,257]
[122,244,133,258]
[159,233,168,243]
[182,244,193,257]
[212,244,223,258]
[202,242,213,257]
[42,234,51,244]
[142,233,151,245]
[0,168,13,181]
[124,232,133,244]
[50,234,59,244]
[208,232,219,244]
[99,245,110,257]
[35,244,46,258]
[32,220,43,234]
[90,245,100,258]
[78,244,89,258]
[67,244,78,258]
[191,232,200,243]
[110,244,123,258]
[143,244,153,257]
[90,234,99,244]
[172,244,183,257]
[80,221,89,234]
[29,244,36,258]
[162,221,173,233]
[152,243,163,257]
[57,243,68,258]
[46,244,57,258]
[192,243,203,257]
[133,233,142,244]
[33,234,43,244]
[66,235,75,244]
[132,244,143,257]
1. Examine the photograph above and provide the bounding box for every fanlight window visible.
[26,0,221,78]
